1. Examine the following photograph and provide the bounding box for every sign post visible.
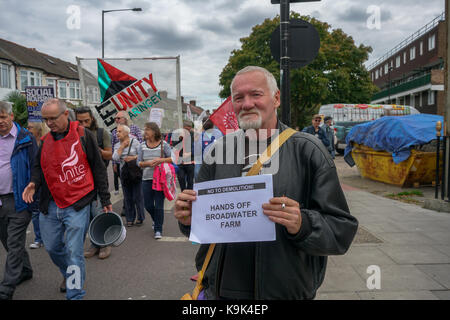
[279,0,291,126]
[270,0,321,126]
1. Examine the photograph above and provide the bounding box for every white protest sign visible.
[149,108,164,128]
[190,175,275,244]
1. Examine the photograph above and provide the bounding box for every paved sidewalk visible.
[316,185,450,300]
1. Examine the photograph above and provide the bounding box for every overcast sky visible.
[0,0,445,110]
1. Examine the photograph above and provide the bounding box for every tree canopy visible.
[219,12,377,129]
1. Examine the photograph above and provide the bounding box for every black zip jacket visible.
[31,121,111,213]
[179,122,358,299]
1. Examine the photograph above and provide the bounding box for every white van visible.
[318,104,420,154]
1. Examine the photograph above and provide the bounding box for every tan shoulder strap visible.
[191,243,216,299]
[246,128,296,176]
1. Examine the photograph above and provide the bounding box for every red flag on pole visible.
[209,96,239,134]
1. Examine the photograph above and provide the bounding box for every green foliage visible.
[218,13,378,129]
[385,190,423,205]
[4,91,28,127]
[388,190,423,197]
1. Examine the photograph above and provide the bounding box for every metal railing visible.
[368,12,445,71]
[372,73,431,100]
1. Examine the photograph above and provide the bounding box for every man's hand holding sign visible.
[175,189,195,226]
[262,196,302,235]
[175,187,302,236]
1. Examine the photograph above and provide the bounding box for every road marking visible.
[126,295,148,300]
[158,236,189,242]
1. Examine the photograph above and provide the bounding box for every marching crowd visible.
[0,66,354,301]
[0,97,222,300]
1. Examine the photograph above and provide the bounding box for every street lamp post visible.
[102,8,142,59]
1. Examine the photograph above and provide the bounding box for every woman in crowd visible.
[26,121,49,249]
[137,122,172,239]
[112,124,145,227]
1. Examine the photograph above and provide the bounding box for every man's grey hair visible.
[42,98,68,112]
[0,101,13,114]
[230,66,279,101]
[118,124,130,134]
[116,111,130,125]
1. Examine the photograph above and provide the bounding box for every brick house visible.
[0,38,93,106]
[181,96,205,120]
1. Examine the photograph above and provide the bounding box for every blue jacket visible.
[302,125,330,148]
[10,122,37,212]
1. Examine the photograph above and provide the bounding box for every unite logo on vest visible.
[59,140,87,184]
[42,121,94,208]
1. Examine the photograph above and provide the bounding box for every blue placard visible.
[25,86,55,122]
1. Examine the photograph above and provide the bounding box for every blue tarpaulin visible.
[344,114,444,165]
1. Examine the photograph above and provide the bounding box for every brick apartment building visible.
[369,12,445,115]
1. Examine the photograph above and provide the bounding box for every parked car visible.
[318,104,420,154]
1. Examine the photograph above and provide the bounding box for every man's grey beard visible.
[238,110,262,130]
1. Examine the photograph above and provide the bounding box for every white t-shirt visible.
[137,140,171,180]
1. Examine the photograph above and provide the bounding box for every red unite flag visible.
[209,96,239,134]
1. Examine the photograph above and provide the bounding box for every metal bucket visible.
[89,211,126,247]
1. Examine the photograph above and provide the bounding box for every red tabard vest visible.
[41,121,94,208]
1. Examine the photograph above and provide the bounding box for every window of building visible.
[0,63,11,88]
[57,80,81,99]
[384,63,389,74]
[428,34,436,51]
[410,47,416,60]
[379,67,382,77]
[87,86,100,103]
[375,70,379,79]
[428,90,435,105]
[396,56,401,68]
[420,41,423,55]
[58,80,68,99]
[69,81,81,99]
[46,78,57,94]
[20,70,42,90]
[403,52,407,64]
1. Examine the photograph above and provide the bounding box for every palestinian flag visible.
[97,59,137,103]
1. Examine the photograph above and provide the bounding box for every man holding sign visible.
[174,66,358,300]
